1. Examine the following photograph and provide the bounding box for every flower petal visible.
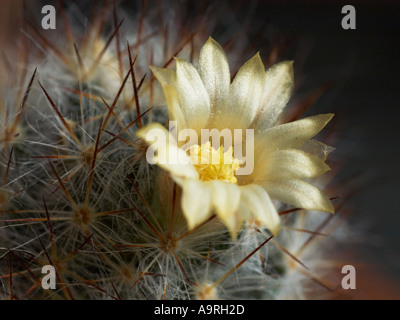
[253,61,294,130]
[224,201,250,240]
[136,122,178,145]
[157,145,199,183]
[209,181,242,239]
[255,113,334,155]
[175,58,211,132]
[198,37,230,112]
[150,66,187,130]
[300,139,335,161]
[262,179,334,213]
[181,180,213,229]
[240,184,281,235]
[137,123,198,181]
[253,149,330,181]
[150,65,176,87]
[212,53,266,130]
[210,180,241,220]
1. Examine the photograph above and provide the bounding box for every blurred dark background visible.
[259,0,400,298]
[252,0,400,288]
[1,0,399,298]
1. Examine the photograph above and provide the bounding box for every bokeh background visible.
[1,0,399,299]
[251,0,400,299]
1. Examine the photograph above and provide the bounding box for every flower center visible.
[187,141,241,183]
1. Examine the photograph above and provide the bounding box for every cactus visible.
[0,0,349,300]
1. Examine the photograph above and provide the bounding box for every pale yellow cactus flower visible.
[138,37,334,238]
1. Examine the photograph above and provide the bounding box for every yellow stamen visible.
[187,142,241,183]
